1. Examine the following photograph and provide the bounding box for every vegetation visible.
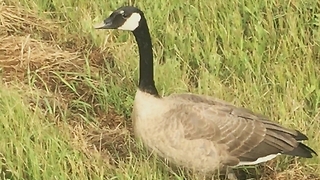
[0,0,319,179]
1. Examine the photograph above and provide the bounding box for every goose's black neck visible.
[132,16,159,97]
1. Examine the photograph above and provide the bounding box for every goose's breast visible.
[132,90,168,141]
[131,90,231,172]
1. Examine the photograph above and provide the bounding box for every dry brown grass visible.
[0,1,130,168]
[263,161,320,180]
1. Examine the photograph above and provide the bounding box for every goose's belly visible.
[133,114,223,173]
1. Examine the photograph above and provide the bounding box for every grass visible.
[1,0,320,179]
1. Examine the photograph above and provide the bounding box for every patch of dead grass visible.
[0,1,128,168]
[261,160,320,180]
[0,1,59,39]
[0,35,82,81]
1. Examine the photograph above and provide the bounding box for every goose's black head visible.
[94,6,144,31]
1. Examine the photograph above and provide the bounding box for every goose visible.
[94,6,317,179]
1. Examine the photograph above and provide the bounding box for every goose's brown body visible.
[133,90,315,173]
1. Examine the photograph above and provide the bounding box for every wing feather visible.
[164,93,316,163]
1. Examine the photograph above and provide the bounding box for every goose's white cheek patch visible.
[118,13,141,31]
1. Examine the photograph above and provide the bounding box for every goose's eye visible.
[119,10,129,18]
[122,13,129,18]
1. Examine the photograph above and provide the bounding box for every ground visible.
[0,0,319,179]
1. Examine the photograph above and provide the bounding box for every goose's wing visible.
[164,94,316,165]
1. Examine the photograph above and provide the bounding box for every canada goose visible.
[94,6,317,179]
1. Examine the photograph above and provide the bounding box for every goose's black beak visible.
[94,17,114,29]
